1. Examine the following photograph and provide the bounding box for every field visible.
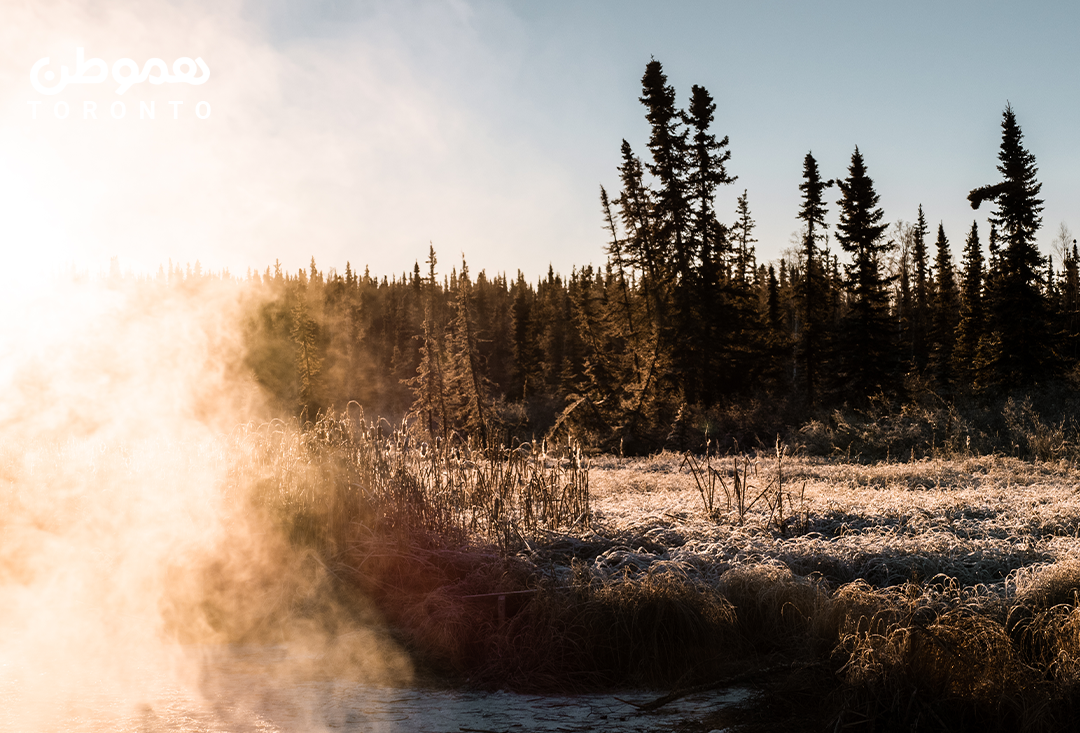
[203,415,1080,732]
[7,409,1080,732]
[587,451,1080,730]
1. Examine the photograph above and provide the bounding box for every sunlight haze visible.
[3,0,1079,279]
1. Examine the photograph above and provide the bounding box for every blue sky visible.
[3,0,1079,282]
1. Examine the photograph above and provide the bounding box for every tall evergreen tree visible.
[795,152,834,405]
[683,82,738,404]
[290,283,323,418]
[766,264,782,334]
[834,147,896,399]
[612,141,663,301]
[509,271,543,400]
[686,84,734,275]
[929,223,960,388]
[954,222,985,388]
[910,206,932,371]
[407,246,451,441]
[640,59,689,282]
[893,221,914,367]
[445,259,493,445]
[732,189,756,286]
[1060,243,1080,366]
[968,104,1053,387]
[606,59,742,414]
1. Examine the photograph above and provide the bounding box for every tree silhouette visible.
[909,205,931,371]
[835,147,896,398]
[686,84,734,278]
[407,246,450,442]
[969,104,1053,387]
[445,259,493,446]
[290,282,323,418]
[953,221,985,388]
[929,223,960,388]
[795,152,833,405]
[732,190,757,286]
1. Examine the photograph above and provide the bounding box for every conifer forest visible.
[207,60,1079,458]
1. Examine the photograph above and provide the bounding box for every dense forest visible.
[155,61,1080,455]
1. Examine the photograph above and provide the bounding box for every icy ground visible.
[0,645,748,732]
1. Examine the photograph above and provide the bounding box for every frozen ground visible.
[570,452,1080,591]
[0,644,749,733]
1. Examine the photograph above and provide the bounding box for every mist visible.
[0,3,525,725]
[0,273,412,731]
[0,0,593,284]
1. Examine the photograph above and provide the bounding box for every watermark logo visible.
[28,47,211,121]
[31,48,209,95]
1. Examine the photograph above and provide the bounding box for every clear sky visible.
[3,0,1079,284]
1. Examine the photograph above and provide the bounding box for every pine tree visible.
[796,151,834,404]
[612,141,662,292]
[509,271,543,400]
[407,246,451,441]
[766,264,782,334]
[290,282,323,418]
[732,189,757,286]
[600,187,644,384]
[954,222,985,388]
[929,223,960,388]
[1060,243,1080,366]
[566,267,622,438]
[834,147,896,399]
[640,59,689,281]
[686,84,734,276]
[445,259,493,445]
[894,221,913,367]
[910,206,932,371]
[608,59,743,416]
[968,104,1053,387]
[686,85,747,408]
[661,70,738,405]
[611,139,669,412]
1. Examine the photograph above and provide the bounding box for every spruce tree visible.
[795,151,834,405]
[968,104,1053,387]
[686,84,734,274]
[732,189,757,286]
[445,259,493,446]
[684,82,738,404]
[954,222,985,388]
[910,206,931,371]
[509,272,543,400]
[290,282,323,418]
[929,223,960,388]
[407,246,450,441]
[1060,243,1080,366]
[640,59,689,281]
[834,147,896,399]
[894,221,913,367]
[767,264,782,334]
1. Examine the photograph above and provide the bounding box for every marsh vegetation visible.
[167,409,1080,732]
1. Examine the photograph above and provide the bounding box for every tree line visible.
[153,60,1079,453]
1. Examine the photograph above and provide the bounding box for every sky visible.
[3,0,1080,285]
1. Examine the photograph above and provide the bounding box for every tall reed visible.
[230,406,590,554]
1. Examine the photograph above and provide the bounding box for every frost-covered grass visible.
[579,452,1080,591]
[63,415,1075,731]
[554,452,1080,731]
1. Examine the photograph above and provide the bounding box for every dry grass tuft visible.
[210,415,1080,727]
[235,407,590,555]
[327,526,745,690]
[717,564,829,651]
